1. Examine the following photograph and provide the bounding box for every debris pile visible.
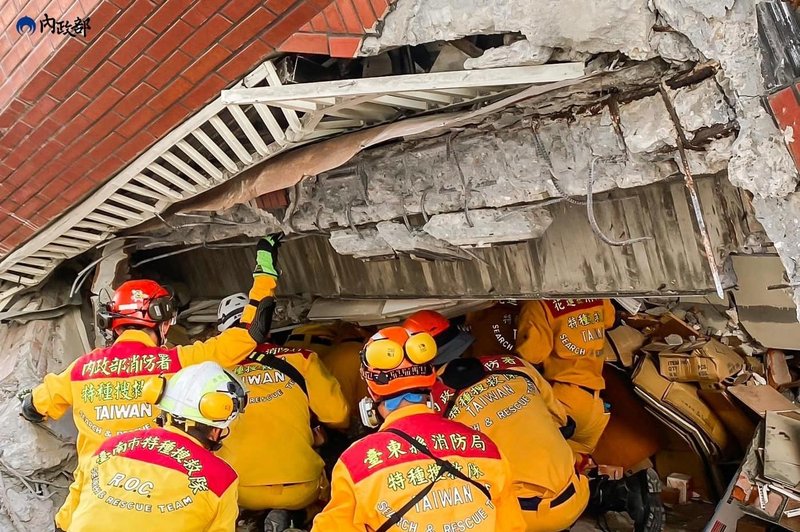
[602,297,800,528]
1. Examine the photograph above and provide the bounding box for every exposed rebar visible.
[586,157,653,247]
[659,81,725,298]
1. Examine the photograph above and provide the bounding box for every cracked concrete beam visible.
[287,80,736,235]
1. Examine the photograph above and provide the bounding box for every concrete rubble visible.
[360,0,800,313]
[0,278,81,532]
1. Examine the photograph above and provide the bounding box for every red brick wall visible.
[279,0,394,57]
[0,0,334,254]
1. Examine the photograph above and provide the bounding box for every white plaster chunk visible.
[619,94,677,154]
[361,0,655,59]
[423,208,553,247]
[328,228,395,259]
[376,221,472,258]
[464,39,554,69]
[681,135,735,175]
[672,77,735,132]
[650,30,703,64]
[729,100,799,198]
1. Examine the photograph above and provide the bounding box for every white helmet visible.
[217,292,248,332]
[149,362,248,429]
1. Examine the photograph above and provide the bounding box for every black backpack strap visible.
[376,458,446,532]
[376,428,491,532]
[248,352,308,397]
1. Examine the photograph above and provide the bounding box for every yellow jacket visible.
[319,341,369,416]
[61,426,238,532]
[516,299,615,390]
[218,342,350,487]
[311,404,526,532]
[31,276,276,466]
[433,355,575,498]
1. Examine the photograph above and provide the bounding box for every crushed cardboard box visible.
[657,338,745,383]
[632,356,729,450]
[606,325,645,367]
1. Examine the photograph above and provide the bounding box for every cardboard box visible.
[607,325,645,367]
[657,338,744,383]
[633,356,729,450]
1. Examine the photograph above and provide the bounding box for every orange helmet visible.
[99,280,176,333]
[360,326,437,400]
[403,310,474,366]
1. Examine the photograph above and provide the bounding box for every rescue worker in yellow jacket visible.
[20,235,281,529]
[515,300,664,532]
[215,295,351,522]
[405,310,589,532]
[58,361,248,532]
[284,321,370,421]
[312,326,526,532]
[515,299,616,456]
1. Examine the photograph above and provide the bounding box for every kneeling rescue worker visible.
[19,234,283,530]
[312,325,526,532]
[57,361,248,532]
[405,310,589,532]
[515,299,664,532]
[215,293,351,526]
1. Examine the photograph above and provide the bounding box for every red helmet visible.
[404,310,451,337]
[103,280,176,332]
[360,326,437,400]
[403,310,474,366]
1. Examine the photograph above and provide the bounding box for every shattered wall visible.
[0,278,85,531]
[363,0,800,313]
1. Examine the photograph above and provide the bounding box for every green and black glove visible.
[254,233,283,279]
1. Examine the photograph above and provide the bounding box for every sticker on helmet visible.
[131,289,146,303]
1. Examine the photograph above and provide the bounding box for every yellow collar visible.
[380,403,433,430]
[114,329,158,347]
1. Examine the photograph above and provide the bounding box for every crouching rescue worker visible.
[311,326,526,532]
[19,234,283,530]
[215,295,351,529]
[57,361,247,532]
[516,299,663,532]
[284,321,370,422]
[405,310,589,532]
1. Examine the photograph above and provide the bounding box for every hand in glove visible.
[18,389,44,423]
[254,233,283,279]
